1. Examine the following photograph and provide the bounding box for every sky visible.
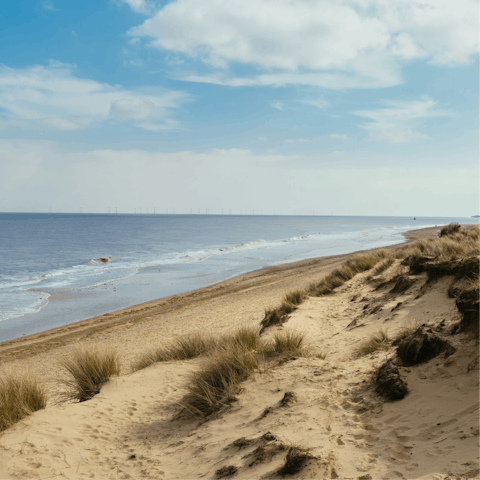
[0,0,478,216]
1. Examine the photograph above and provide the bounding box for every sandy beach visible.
[0,225,478,480]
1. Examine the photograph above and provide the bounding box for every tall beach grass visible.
[0,371,47,432]
[59,345,120,402]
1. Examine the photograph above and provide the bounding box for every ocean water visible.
[0,213,477,341]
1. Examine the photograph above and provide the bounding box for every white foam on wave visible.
[0,290,51,322]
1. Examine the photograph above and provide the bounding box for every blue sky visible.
[0,0,478,215]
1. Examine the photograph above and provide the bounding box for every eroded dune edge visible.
[0,225,478,480]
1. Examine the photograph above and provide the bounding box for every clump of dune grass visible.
[397,226,479,285]
[0,371,47,432]
[180,344,259,417]
[218,326,260,351]
[261,330,306,358]
[368,257,395,278]
[215,465,238,478]
[132,327,260,372]
[229,437,255,449]
[284,289,305,306]
[247,440,288,466]
[59,345,120,402]
[309,250,392,297]
[399,225,479,262]
[353,328,390,358]
[131,333,218,371]
[439,223,461,237]
[260,308,286,333]
[278,445,313,476]
[260,290,306,333]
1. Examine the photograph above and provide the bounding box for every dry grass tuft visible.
[131,334,218,371]
[180,345,259,417]
[132,327,260,371]
[398,226,479,288]
[261,330,306,358]
[0,372,47,432]
[279,391,297,407]
[353,328,390,358]
[59,345,120,402]
[438,223,461,237]
[260,290,306,333]
[230,437,254,449]
[390,275,417,295]
[278,445,313,476]
[260,308,284,333]
[307,274,344,296]
[369,257,395,278]
[215,465,238,478]
[309,250,392,297]
[400,225,479,262]
[219,326,260,351]
[247,441,288,467]
[284,289,305,306]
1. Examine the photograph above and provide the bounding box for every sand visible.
[0,226,478,479]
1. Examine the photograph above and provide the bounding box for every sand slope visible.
[0,256,478,480]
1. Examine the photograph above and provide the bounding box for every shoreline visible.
[0,221,424,342]
[0,226,439,372]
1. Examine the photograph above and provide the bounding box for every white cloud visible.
[129,0,479,89]
[371,129,430,144]
[303,98,331,109]
[285,133,349,142]
[182,71,398,89]
[272,102,283,111]
[125,58,144,67]
[118,0,152,14]
[285,138,308,143]
[328,134,349,140]
[42,0,57,11]
[109,98,156,122]
[0,62,187,131]
[1,141,477,216]
[353,97,449,143]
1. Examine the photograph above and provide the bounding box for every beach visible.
[3,214,468,342]
[0,225,478,479]
[0,227,437,379]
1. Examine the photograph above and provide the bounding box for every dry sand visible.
[0,226,478,479]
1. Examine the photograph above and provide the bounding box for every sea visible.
[0,213,477,342]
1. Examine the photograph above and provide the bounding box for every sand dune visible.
[0,226,478,479]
